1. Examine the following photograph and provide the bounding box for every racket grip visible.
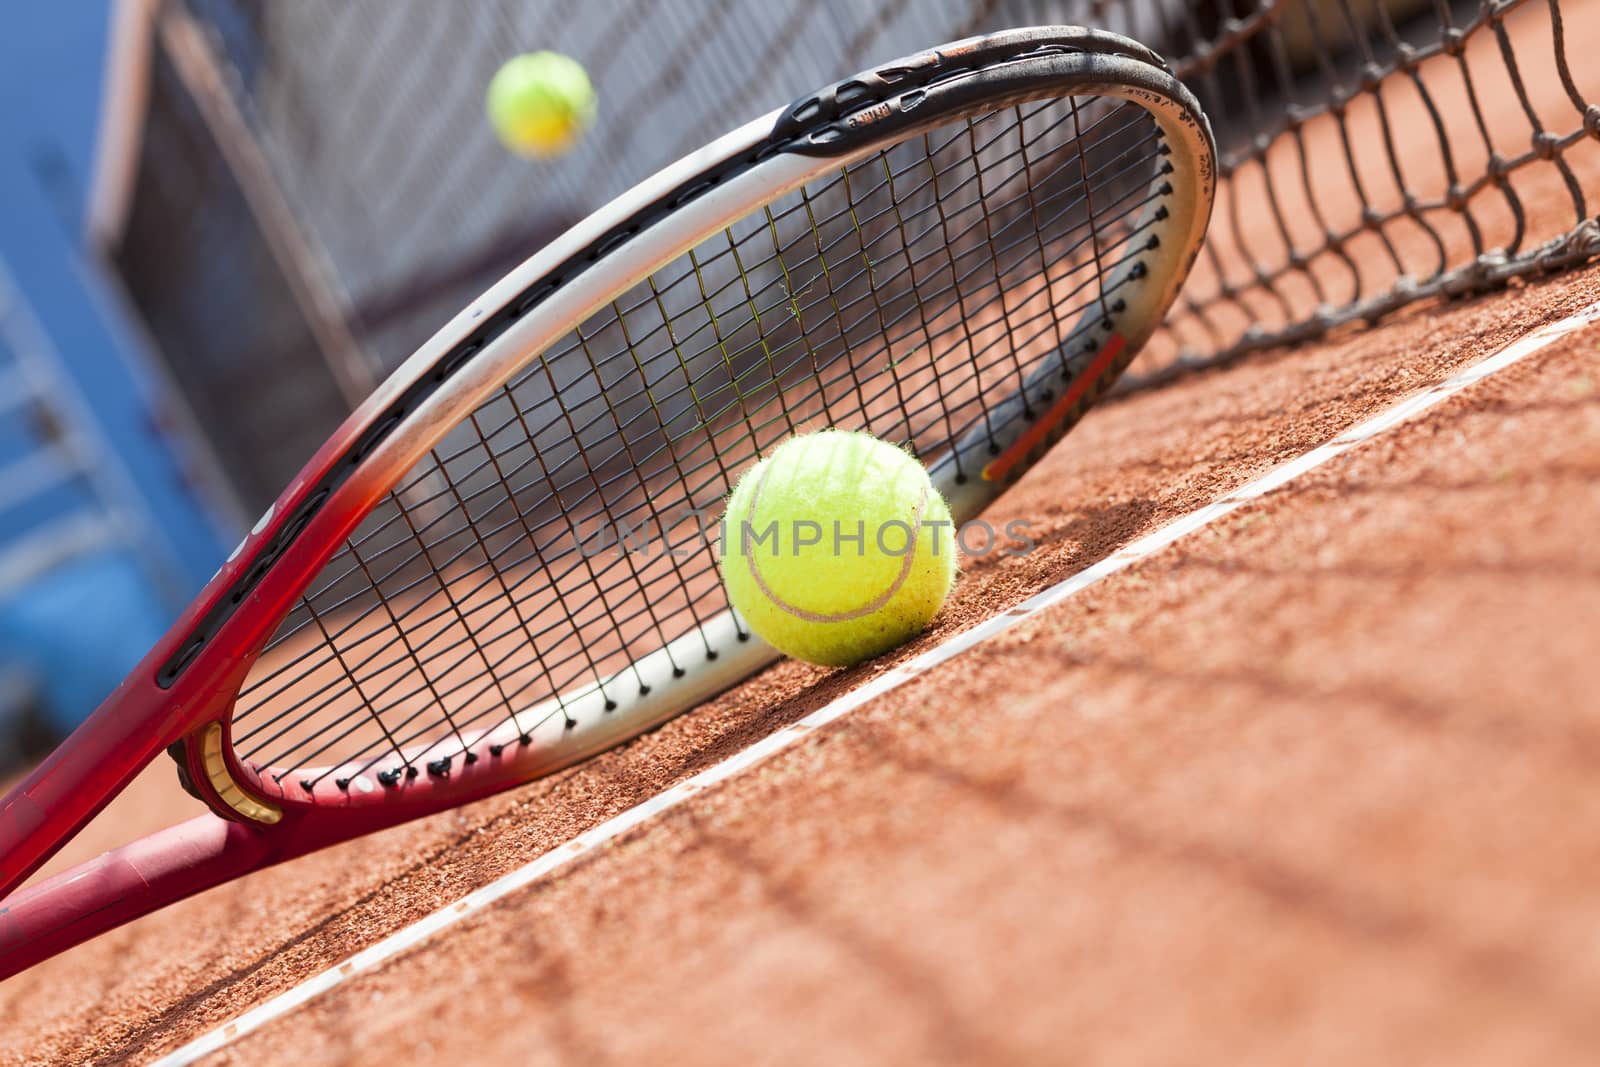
[0,682,186,902]
[0,814,268,981]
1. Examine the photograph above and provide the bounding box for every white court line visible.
[153,300,1600,1066]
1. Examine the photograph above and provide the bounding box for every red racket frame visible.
[0,25,1215,980]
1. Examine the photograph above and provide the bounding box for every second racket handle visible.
[0,676,189,903]
[0,813,266,981]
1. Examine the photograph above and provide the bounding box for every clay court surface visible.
[0,257,1595,1063]
[6,2,1600,1061]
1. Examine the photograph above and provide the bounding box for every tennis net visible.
[95,0,1599,511]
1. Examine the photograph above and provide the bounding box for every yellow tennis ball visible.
[720,430,957,668]
[485,51,596,158]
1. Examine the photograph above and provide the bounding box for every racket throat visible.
[170,725,282,825]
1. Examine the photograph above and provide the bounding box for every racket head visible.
[130,27,1214,831]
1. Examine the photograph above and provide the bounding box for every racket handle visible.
[0,813,268,980]
[0,682,184,902]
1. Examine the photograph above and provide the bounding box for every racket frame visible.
[0,25,1213,978]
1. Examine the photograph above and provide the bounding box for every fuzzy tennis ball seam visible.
[738,455,932,624]
[720,430,956,668]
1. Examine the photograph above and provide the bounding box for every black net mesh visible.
[161,0,1599,378]
[229,95,1170,783]
[1149,0,1600,379]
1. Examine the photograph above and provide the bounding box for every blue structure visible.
[0,4,233,742]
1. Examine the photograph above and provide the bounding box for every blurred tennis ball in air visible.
[720,430,956,668]
[485,51,596,158]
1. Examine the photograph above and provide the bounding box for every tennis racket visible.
[0,26,1214,979]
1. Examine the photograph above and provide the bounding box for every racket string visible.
[234,96,1168,784]
[236,195,1164,767]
